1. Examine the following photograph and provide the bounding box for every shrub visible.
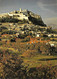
[1,30,16,35]
[0,26,7,30]
[10,37,16,42]
[0,17,19,23]
[18,19,28,24]
[21,37,30,42]
[18,34,27,39]
[27,65,57,79]
[22,49,38,57]
[0,48,27,79]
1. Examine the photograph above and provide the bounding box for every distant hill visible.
[44,17,57,29]
[47,24,57,29]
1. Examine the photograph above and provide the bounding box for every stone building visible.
[8,8,28,20]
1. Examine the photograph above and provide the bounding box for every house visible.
[36,34,40,37]
[16,33,19,37]
[48,34,51,37]
[50,44,54,47]
[48,34,54,37]
[53,34,57,37]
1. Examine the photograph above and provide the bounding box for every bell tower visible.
[20,8,22,12]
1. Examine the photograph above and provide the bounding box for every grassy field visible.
[22,55,57,68]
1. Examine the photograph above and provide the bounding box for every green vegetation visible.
[0,17,29,24]
[21,37,30,42]
[18,34,27,39]
[47,29,57,34]
[10,37,16,42]
[0,48,57,79]
[18,19,29,24]
[53,29,57,33]
[0,17,19,23]
[0,35,57,78]
[0,10,57,78]
[1,30,16,34]
[22,55,57,68]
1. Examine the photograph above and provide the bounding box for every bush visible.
[0,48,27,79]
[22,49,38,57]
[10,37,16,42]
[18,19,28,24]
[18,34,27,39]
[0,26,7,30]
[27,65,57,79]
[21,37,30,42]
[0,17,19,23]
[1,30,16,35]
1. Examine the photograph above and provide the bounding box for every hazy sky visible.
[0,0,57,26]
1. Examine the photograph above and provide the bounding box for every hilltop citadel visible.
[0,9,57,47]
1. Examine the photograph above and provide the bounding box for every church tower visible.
[20,8,22,13]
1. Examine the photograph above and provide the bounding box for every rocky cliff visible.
[28,11,46,26]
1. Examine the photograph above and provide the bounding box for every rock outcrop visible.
[28,11,46,26]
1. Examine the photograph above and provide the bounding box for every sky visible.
[0,0,57,27]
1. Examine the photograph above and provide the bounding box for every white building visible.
[50,44,54,47]
[36,34,40,37]
[8,9,28,20]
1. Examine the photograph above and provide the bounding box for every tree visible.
[0,49,27,79]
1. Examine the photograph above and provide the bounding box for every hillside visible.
[0,9,53,39]
[0,9,57,79]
